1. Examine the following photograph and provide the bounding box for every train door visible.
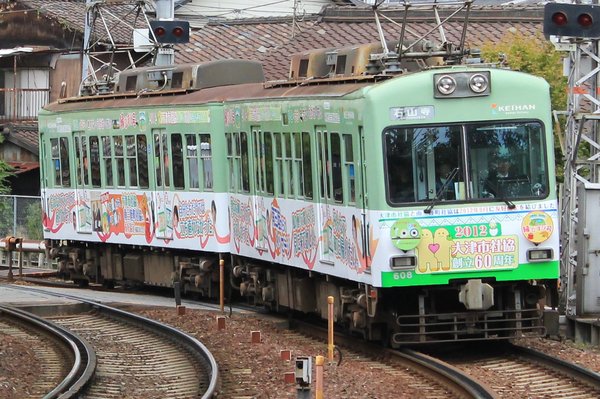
[153,129,173,240]
[40,133,50,232]
[316,126,336,264]
[357,127,371,270]
[73,132,92,233]
[251,126,269,252]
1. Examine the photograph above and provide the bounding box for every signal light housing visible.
[544,3,600,39]
[149,20,190,44]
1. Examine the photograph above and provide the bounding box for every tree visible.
[0,134,15,236]
[0,135,11,193]
[481,31,568,181]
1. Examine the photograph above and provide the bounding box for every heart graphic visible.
[428,243,440,254]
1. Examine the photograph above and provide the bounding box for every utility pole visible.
[82,0,93,84]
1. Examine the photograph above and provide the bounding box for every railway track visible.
[290,320,498,399]
[432,341,600,398]
[0,304,95,398]
[10,277,600,398]
[4,286,219,398]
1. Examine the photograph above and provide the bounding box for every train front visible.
[363,67,559,344]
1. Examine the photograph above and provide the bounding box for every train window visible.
[284,132,294,197]
[385,126,461,204]
[252,128,264,193]
[301,132,313,199]
[74,136,81,185]
[60,137,71,187]
[293,133,303,198]
[384,121,548,206]
[171,133,184,190]
[226,133,235,191]
[50,138,59,186]
[126,135,138,187]
[264,132,274,195]
[331,133,343,203]
[317,130,328,199]
[185,134,200,190]
[466,121,547,200]
[200,134,213,190]
[74,134,89,187]
[114,136,125,187]
[344,134,355,204]
[101,136,113,187]
[89,136,101,187]
[162,134,170,188]
[226,132,248,193]
[253,127,274,195]
[240,132,250,193]
[82,138,89,186]
[74,136,82,186]
[137,135,149,188]
[154,131,162,187]
[274,133,283,196]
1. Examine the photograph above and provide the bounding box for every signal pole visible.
[545,4,600,317]
[153,0,175,66]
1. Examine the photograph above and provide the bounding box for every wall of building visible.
[177,0,331,19]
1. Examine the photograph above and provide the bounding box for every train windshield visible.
[384,121,548,205]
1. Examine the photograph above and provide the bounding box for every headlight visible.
[436,75,456,95]
[527,248,553,262]
[469,73,489,93]
[390,256,416,270]
[433,71,491,98]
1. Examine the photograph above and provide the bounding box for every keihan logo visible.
[491,103,536,114]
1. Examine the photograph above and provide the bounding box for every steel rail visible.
[290,319,498,399]
[10,285,219,399]
[0,304,96,398]
[510,343,600,390]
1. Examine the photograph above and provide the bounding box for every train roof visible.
[43,74,376,114]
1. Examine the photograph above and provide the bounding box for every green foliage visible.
[481,31,567,112]
[0,196,14,237]
[481,31,567,181]
[0,135,12,194]
[24,201,43,240]
[0,164,11,194]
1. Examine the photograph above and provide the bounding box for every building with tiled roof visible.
[0,123,39,194]
[175,0,359,26]
[178,4,544,80]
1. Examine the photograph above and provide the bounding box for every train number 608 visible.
[393,271,413,280]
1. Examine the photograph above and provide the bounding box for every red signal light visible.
[149,20,189,43]
[552,11,568,26]
[544,3,600,39]
[172,27,184,37]
[578,13,593,28]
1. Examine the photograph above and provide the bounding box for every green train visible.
[39,46,559,344]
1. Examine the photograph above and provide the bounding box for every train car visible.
[38,44,559,344]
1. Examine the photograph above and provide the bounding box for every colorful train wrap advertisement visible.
[43,187,559,288]
[378,201,559,287]
[42,189,230,252]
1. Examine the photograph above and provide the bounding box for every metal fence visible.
[0,195,53,269]
[0,194,43,240]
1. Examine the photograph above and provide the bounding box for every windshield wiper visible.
[485,180,516,209]
[424,167,459,214]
